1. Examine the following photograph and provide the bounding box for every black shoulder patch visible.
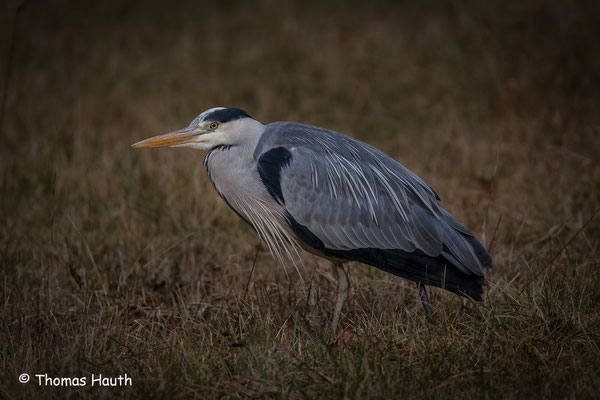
[204,108,252,123]
[257,147,292,205]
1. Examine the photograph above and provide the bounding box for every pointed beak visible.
[131,127,199,149]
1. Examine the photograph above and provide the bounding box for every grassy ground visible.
[1,0,600,398]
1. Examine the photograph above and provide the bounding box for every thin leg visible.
[331,262,350,333]
[417,283,432,318]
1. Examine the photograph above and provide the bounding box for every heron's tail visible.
[332,247,487,300]
[464,234,493,269]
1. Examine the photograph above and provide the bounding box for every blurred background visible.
[1,0,599,398]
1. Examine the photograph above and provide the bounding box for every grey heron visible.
[132,107,492,331]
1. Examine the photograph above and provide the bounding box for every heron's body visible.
[133,107,492,330]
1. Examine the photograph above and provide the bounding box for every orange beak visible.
[131,127,198,148]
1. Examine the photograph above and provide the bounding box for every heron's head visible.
[132,107,262,150]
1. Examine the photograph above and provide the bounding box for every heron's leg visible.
[331,262,350,333]
[417,283,432,318]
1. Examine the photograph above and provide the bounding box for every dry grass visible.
[1,0,600,398]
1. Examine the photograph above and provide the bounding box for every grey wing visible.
[255,122,489,277]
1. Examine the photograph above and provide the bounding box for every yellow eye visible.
[209,122,219,130]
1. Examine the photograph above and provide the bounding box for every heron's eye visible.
[209,122,219,130]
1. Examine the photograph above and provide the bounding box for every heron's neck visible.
[206,120,265,168]
[233,119,265,152]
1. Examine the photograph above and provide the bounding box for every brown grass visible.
[1,0,599,398]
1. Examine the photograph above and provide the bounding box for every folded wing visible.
[255,122,492,298]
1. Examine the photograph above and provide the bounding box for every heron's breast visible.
[205,147,284,222]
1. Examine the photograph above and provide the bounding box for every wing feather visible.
[254,122,490,277]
